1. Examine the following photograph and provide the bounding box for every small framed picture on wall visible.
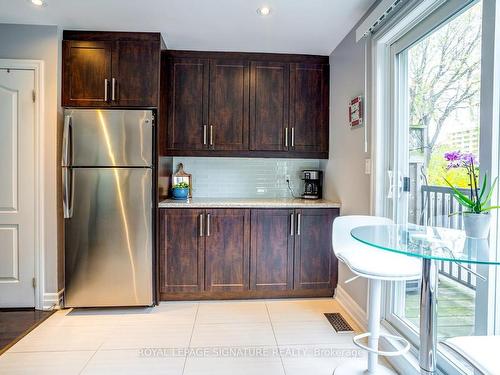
[349,96,363,128]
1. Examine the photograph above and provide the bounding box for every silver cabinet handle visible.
[104,78,108,102]
[62,168,73,219]
[203,125,208,145]
[111,78,116,101]
[210,125,214,148]
[199,214,204,237]
[296,213,301,235]
[206,213,211,236]
[62,115,72,167]
[291,127,295,148]
[290,213,294,236]
[285,128,289,148]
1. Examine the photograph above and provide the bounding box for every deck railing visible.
[419,185,477,290]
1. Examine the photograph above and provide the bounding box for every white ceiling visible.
[0,0,375,55]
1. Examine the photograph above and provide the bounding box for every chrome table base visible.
[419,258,439,374]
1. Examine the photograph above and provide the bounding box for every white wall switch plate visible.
[364,159,371,175]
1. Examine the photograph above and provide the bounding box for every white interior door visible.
[0,67,36,307]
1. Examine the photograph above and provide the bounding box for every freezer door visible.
[65,167,152,307]
[64,109,153,167]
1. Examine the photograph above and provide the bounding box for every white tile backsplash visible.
[171,157,321,198]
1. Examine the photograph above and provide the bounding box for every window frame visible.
[368,0,500,373]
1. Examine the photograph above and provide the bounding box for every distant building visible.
[448,127,479,155]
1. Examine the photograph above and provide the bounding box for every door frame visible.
[0,59,45,310]
[369,1,496,374]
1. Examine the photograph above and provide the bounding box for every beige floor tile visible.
[101,323,193,349]
[196,301,269,324]
[183,356,285,375]
[117,302,199,325]
[8,325,113,352]
[81,349,186,375]
[278,344,366,375]
[0,299,365,374]
[0,351,94,375]
[266,298,346,323]
[190,322,276,347]
[43,308,124,327]
[272,320,356,346]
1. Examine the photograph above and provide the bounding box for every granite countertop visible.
[158,197,341,208]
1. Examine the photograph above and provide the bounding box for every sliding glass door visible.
[383,0,495,372]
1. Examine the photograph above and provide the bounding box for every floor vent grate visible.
[324,312,354,333]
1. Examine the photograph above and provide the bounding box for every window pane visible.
[398,1,482,340]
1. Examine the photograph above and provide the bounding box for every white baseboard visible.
[42,289,64,310]
[335,286,368,330]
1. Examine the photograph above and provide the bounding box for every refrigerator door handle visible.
[62,115,72,167]
[62,167,73,219]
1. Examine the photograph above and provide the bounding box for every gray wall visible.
[323,3,380,312]
[0,24,61,300]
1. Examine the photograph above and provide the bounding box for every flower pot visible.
[462,212,491,239]
[171,187,189,200]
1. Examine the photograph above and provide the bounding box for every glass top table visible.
[351,223,500,265]
[350,223,499,374]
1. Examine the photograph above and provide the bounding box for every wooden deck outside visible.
[405,276,475,340]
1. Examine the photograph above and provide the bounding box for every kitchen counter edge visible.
[158,198,341,209]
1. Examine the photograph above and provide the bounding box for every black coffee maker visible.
[301,170,323,199]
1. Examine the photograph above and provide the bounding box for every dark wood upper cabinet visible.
[62,40,113,107]
[112,40,160,106]
[250,209,294,291]
[160,209,205,293]
[209,59,249,151]
[160,51,329,158]
[62,31,162,107]
[293,208,338,290]
[205,209,250,292]
[249,62,289,151]
[289,63,329,153]
[166,58,209,150]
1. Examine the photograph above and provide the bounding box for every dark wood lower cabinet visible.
[205,209,250,292]
[160,209,204,293]
[250,209,294,291]
[293,209,337,290]
[159,207,338,300]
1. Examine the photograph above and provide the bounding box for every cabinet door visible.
[250,209,294,291]
[289,63,329,153]
[113,40,160,107]
[249,62,289,151]
[167,58,209,150]
[62,40,113,107]
[208,59,249,151]
[160,209,205,293]
[293,209,338,290]
[205,209,250,292]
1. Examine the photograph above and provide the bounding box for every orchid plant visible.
[443,151,499,214]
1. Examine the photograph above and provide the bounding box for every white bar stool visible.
[332,216,422,375]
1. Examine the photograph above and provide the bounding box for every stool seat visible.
[338,248,421,280]
[443,336,500,375]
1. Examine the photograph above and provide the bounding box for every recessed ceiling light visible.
[29,0,46,6]
[257,7,271,16]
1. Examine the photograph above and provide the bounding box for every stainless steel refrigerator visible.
[62,109,153,307]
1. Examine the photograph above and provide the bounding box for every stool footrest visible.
[353,332,410,357]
